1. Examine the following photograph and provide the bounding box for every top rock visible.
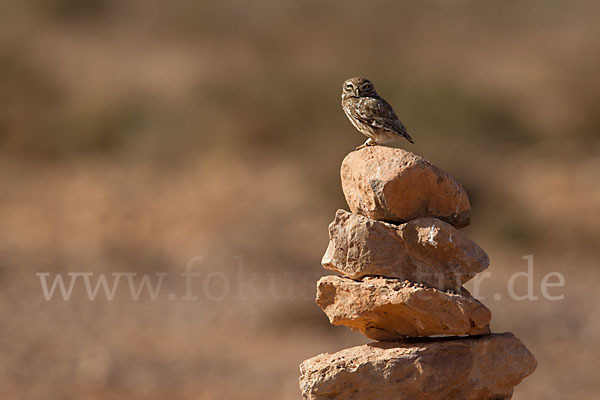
[341,147,471,228]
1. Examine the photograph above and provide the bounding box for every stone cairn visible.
[300,146,537,400]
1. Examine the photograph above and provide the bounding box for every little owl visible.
[341,77,414,149]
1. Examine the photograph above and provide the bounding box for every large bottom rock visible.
[299,333,537,400]
[316,276,491,340]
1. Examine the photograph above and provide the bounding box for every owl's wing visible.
[354,97,414,143]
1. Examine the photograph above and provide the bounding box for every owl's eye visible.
[344,83,353,91]
[362,83,372,91]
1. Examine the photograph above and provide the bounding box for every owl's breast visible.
[343,109,376,139]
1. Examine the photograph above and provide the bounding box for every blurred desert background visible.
[1,0,599,398]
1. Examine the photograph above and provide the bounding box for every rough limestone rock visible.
[341,146,471,228]
[299,332,537,400]
[316,276,490,340]
[322,209,488,290]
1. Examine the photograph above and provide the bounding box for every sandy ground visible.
[2,1,600,397]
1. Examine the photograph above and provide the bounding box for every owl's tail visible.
[401,129,414,144]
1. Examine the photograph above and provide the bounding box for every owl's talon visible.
[355,138,376,150]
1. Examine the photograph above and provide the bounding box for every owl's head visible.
[342,77,377,98]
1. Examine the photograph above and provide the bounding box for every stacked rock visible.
[300,146,537,400]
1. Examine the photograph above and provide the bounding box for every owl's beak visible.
[355,89,360,97]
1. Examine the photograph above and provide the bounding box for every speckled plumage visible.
[341,77,413,149]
